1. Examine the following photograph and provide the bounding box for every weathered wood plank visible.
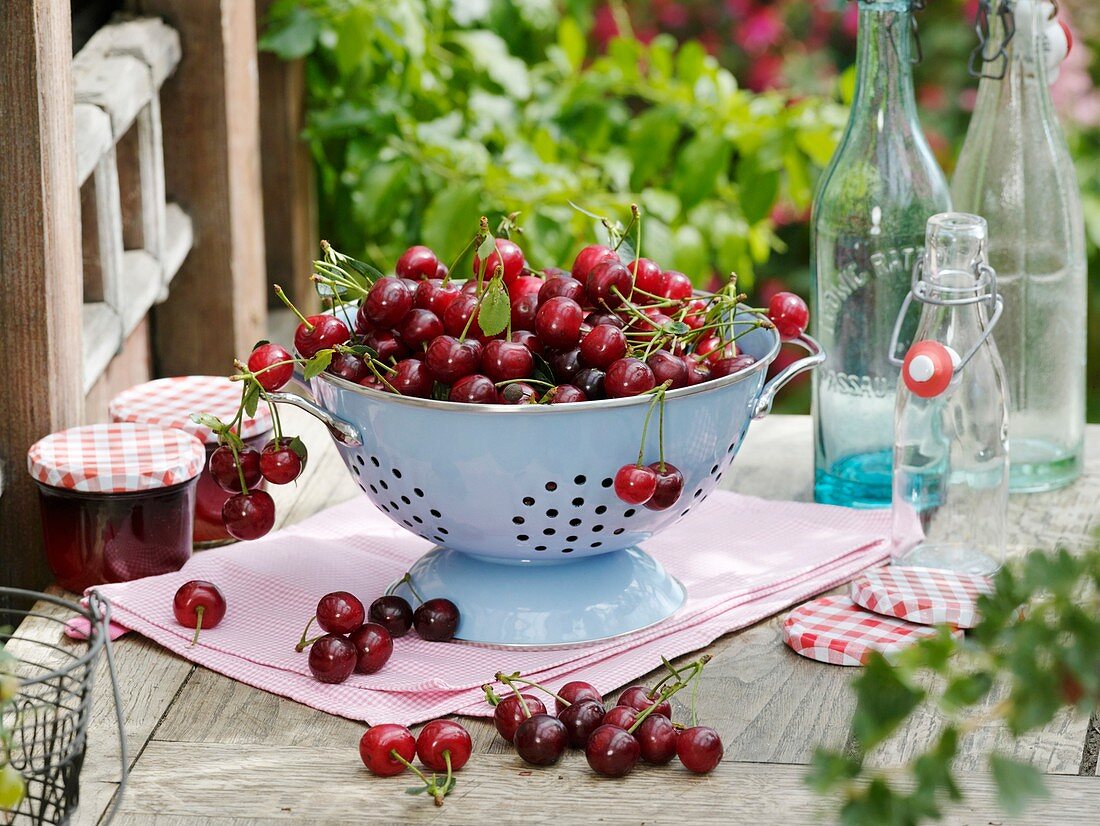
[111,742,1100,825]
[73,53,153,141]
[0,0,84,592]
[82,16,182,88]
[136,0,268,376]
[84,319,154,422]
[81,145,126,314]
[74,102,113,186]
[82,302,124,395]
[119,249,163,335]
[162,201,194,286]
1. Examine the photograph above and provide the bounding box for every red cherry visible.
[547,348,582,383]
[413,598,460,642]
[208,445,262,493]
[247,343,294,391]
[482,340,534,382]
[556,680,603,714]
[535,297,584,349]
[636,713,678,764]
[614,464,658,505]
[327,351,367,383]
[548,385,587,404]
[676,726,723,773]
[510,329,543,355]
[511,274,544,297]
[362,277,414,329]
[425,335,481,383]
[586,261,633,309]
[584,311,625,329]
[710,355,756,379]
[684,299,708,329]
[473,237,525,287]
[389,358,434,398]
[360,328,408,362]
[418,279,462,318]
[348,622,393,674]
[449,374,497,404]
[396,245,440,280]
[767,291,809,340]
[686,361,711,385]
[259,437,306,485]
[308,634,357,684]
[295,315,350,359]
[510,290,540,332]
[173,580,227,644]
[579,324,628,369]
[573,367,605,400]
[571,244,619,284]
[416,720,472,771]
[316,591,365,634]
[630,258,664,295]
[600,706,638,730]
[659,270,694,300]
[617,685,673,718]
[605,358,656,398]
[558,699,606,748]
[647,350,688,389]
[514,714,569,766]
[538,275,586,305]
[645,462,685,510]
[398,308,444,349]
[368,595,414,638]
[585,724,640,777]
[359,724,416,777]
[493,694,547,742]
[221,490,276,540]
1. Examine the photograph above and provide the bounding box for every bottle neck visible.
[998,0,1052,83]
[851,2,920,118]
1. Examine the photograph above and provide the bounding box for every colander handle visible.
[752,332,825,419]
[266,392,363,446]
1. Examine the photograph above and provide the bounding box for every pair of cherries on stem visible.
[359,720,471,806]
[613,382,685,509]
[368,575,461,644]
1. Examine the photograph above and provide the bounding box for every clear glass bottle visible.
[891,213,1009,576]
[951,0,1086,492]
[811,0,952,508]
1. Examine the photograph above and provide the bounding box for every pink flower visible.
[736,8,786,54]
[841,3,859,39]
[593,4,619,46]
[747,53,785,92]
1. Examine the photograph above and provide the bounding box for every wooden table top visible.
[31,413,1100,825]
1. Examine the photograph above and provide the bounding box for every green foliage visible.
[809,543,1100,824]
[260,0,844,287]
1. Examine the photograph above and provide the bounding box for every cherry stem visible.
[626,654,711,735]
[481,683,504,707]
[189,606,204,647]
[657,388,666,471]
[634,382,671,467]
[294,617,317,653]
[225,436,248,496]
[446,216,489,282]
[494,672,533,718]
[390,749,433,788]
[494,378,555,390]
[438,750,453,807]
[273,284,313,331]
[400,573,425,605]
[497,674,571,708]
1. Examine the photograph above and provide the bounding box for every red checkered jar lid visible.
[27,423,206,493]
[783,595,963,667]
[108,375,273,444]
[849,566,992,630]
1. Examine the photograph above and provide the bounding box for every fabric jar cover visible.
[108,375,273,444]
[849,566,992,629]
[27,423,205,493]
[783,595,962,666]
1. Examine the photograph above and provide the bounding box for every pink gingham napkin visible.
[70,492,900,725]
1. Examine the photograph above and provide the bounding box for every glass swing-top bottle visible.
[811,0,952,508]
[891,213,1009,575]
[952,0,1085,492]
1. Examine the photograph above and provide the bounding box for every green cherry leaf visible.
[431,381,451,401]
[190,413,226,432]
[476,233,496,262]
[532,352,555,385]
[242,383,261,418]
[989,754,1048,815]
[288,436,308,461]
[303,349,333,380]
[404,784,429,796]
[477,277,511,337]
[664,321,691,336]
[617,236,637,265]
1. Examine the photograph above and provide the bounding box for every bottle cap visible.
[28,423,205,493]
[902,341,957,397]
[849,566,993,629]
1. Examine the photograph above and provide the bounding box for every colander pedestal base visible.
[394,546,686,648]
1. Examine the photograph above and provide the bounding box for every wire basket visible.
[0,589,126,825]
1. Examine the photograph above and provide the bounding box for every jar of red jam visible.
[27,423,206,593]
[108,376,273,547]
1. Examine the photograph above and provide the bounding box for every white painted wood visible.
[73,103,111,186]
[90,145,125,313]
[73,53,153,141]
[82,302,122,392]
[119,249,163,336]
[82,17,182,88]
[162,202,194,289]
[136,99,166,265]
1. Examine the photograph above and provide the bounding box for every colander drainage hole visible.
[517,534,529,541]
[356,456,365,466]
[523,496,535,507]
[413,516,423,524]
[595,505,608,515]
[572,497,584,507]
[543,528,556,536]
[693,488,703,499]
[414,488,424,497]
[513,516,525,525]
[357,483,366,493]
[590,541,602,548]
[371,456,380,467]
[681,508,691,517]
[562,548,574,554]
[601,477,613,488]
[592,525,604,532]
[545,481,557,491]
[433,535,444,543]
[438,527,449,535]
[352,465,360,476]
[624,508,636,517]
[566,535,578,542]
[401,495,411,505]
[390,501,399,510]
[392,468,402,479]
[613,528,625,535]
[710,463,719,474]
[379,479,389,490]
[574,475,586,484]
[569,518,581,527]
[403,519,412,528]
[430,509,442,518]
[546,508,558,518]
[535,545,547,551]
[369,484,378,494]
[727,442,736,455]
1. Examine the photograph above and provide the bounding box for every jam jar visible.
[108,375,273,547]
[27,423,206,593]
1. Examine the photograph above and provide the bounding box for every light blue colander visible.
[273,311,823,647]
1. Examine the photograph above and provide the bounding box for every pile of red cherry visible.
[297,587,461,684]
[201,222,809,542]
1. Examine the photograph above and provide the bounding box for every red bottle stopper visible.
[902,341,956,398]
